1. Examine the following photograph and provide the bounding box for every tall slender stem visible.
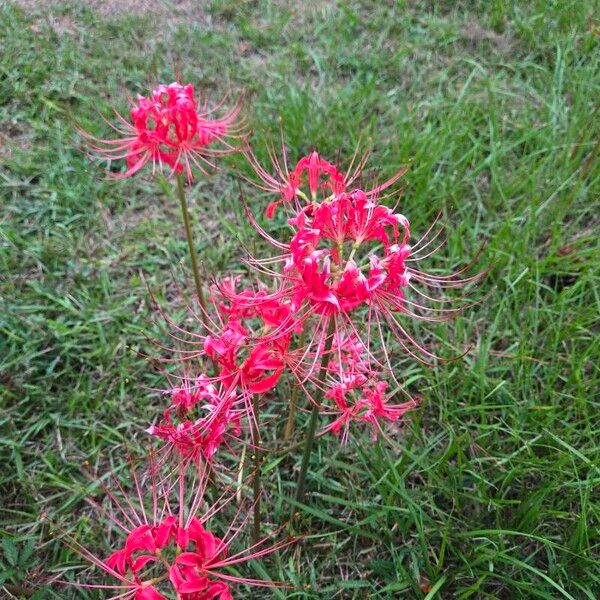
[283,332,305,440]
[293,318,336,509]
[176,173,208,324]
[251,394,262,543]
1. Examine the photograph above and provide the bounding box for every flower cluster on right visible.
[159,145,482,456]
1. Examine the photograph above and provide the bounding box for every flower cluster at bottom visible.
[105,516,231,599]
[64,459,290,600]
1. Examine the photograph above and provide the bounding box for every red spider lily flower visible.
[243,141,368,218]
[203,319,288,395]
[81,82,242,182]
[147,378,242,463]
[201,278,301,397]
[243,141,409,219]
[58,455,292,599]
[290,330,417,444]
[262,151,346,218]
[283,189,411,314]
[245,170,484,370]
[151,277,300,428]
[322,377,417,443]
[146,406,241,463]
[209,276,297,329]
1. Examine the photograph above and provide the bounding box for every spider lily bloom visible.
[246,182,484,371]
[79,82,243,317]
[210,277,300,333]
[243,145,357,218]
[203,278,301,398]
[289,330,416,444]
[204,322,287,396]
[59,456,292,599]
[283,190,411,312]
[243,142,409,219]
[322,377,417,444]
[81,82,242,182]
[147,377,242,464]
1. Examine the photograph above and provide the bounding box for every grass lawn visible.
[1,0,599,598]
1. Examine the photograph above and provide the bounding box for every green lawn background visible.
[1,1,598,598]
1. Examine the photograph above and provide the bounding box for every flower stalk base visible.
[176,172,208,325]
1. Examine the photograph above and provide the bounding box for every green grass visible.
[1,0,599,598]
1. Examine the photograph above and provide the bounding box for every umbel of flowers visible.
[63,82,483,597]
[60,456,291,599]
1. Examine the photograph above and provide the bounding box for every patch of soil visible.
[460,21,513,54]
[12,0,211,22]
[0,122,32,160]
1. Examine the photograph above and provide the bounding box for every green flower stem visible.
[283,332,306,440]
[176,172,208,324]
[293,318,336,511]
[252,394,262,543]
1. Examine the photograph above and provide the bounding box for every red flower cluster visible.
[202,282,297,400]
[147,377,241,463]
[105,516,231,599]
[253,150,348,218]
[246,145,401,219]
[283,189,411,313]
[156,145,481,457]
[321,333,417,443]
[63,460,290,600]
[82,82,241,181]
[323,379,416,443]
[204,320,286,396]
[72,84,484,599]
